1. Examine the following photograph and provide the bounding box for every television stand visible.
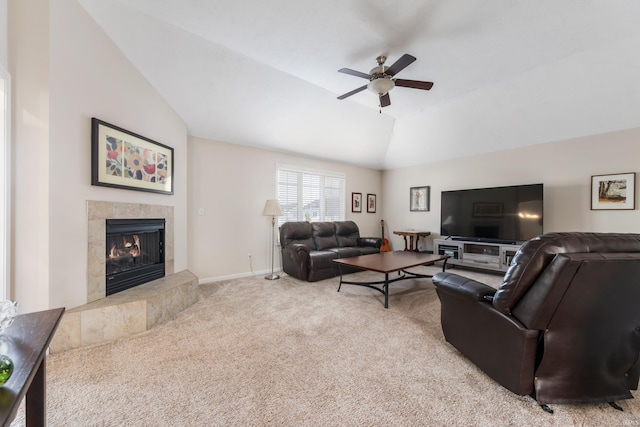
[433,238,522,272]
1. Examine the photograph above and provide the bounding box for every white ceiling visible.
[78,0,640,170]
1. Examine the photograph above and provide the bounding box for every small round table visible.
[393,231,431,252]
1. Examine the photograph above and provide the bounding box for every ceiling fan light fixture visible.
[337,53,430,106]
[367,77,395,96]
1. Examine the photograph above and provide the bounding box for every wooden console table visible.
[393,231,431,252]
[0,307,65,427]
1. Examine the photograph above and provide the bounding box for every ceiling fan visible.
[337,54,433,109]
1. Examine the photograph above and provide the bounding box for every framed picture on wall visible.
[91,118,174,195]
[367,194,376,213]
[351,192,362,213]
[410,186,430,212]
[591,172,636,210]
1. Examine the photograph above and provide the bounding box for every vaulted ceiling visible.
[79,0,640,169]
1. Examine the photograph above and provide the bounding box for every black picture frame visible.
[410,186,430,212]
[367,194,376,213]
[351,192,362,213]
[91,118,174,195]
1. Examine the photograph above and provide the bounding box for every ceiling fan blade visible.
[338,68,371,79]
[337,85,368,100]
[380,93,391,107]
[385,54,416,76]
[394,79,434,90]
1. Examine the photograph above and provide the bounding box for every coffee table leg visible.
[337,265,344,292]
[26,359,46,426]
[384,273,389,308]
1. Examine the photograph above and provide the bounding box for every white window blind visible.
[277,165,346,226]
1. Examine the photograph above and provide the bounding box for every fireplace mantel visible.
[87,201,175,304]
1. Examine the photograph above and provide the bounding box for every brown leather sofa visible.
[432,232,640,408]
[280,221,381,282]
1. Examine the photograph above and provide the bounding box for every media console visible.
[433,238,522,272]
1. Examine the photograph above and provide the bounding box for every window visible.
[277,165,346,226]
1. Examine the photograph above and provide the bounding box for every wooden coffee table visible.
[332,251,449,308]
[0,307,65,426]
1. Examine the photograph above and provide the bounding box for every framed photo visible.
[591,172,635,210]
[410,186,430,212]
[367,194,376,213]
[351,192,362,213]
[473,202,504,218]
[91,118,174,195]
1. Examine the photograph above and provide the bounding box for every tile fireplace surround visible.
[50,201,199,353]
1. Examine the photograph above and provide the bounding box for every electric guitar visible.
[380,220,391,252]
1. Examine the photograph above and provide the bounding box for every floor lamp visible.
[263,199,283,280]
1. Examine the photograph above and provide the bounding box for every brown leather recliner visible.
[432,232,640,407]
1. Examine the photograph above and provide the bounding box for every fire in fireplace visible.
[105,218,165,296]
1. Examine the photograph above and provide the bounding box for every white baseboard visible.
[198,268,283,285]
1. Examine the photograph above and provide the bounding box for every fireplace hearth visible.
[106,218,165,296]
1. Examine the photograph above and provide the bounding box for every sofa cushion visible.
[493,232,640,314]
[328,247,361,258]
[335,221,361,247]
[357,246,380,255]
[279,222,316,249]
[312,222,339,250]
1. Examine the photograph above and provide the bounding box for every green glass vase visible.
[0,355,13,386]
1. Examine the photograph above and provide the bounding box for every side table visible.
[393,231,431,252]
[0,307,65,426]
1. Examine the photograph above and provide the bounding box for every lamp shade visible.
[263,199,283,216]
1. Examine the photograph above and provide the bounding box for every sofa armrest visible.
[433,271,538,396]
[357,237,382,249]
[285,242,311,255]
[281,243,311,280]
[432,272,497,302]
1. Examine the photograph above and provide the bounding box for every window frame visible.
[276,164,346,227]
[0,65,11,299]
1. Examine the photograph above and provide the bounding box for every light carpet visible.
[11,266,640,426]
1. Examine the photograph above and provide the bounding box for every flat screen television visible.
[440,183,543,244]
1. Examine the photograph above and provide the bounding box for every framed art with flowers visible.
[91,118,174,194]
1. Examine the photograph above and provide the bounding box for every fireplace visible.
[105,218,165,296]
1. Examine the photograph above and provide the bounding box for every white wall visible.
[0,0,6,67]
[0,0,9,300]
[382,127,640,252]
[9,0,50,311]
[187,137,382,282]
[10,0,188,312]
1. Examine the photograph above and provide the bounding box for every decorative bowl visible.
[0,301,17,333]
[0,355,12,386]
